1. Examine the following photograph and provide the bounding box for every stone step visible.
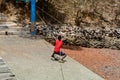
[0,68,11,73]
[0,31,20,35]
[0,58,16,80]
[0,22,17,27]
[0,62,5,65]
[0,72,15,79]
[0,77,16,80]
[0,59,4,62]
[0,64,8,68]
[0,73,15,79]
[0,64,11,73]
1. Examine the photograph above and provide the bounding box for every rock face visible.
[45,0,120,28]
[75,0,120,28]
[1,0,120,28]
[36,24,120,50]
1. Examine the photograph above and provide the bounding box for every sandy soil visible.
[62,47,120,80]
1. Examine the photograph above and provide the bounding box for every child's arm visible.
[54,40,56,46]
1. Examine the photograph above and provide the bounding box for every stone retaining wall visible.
[35,24,120,50]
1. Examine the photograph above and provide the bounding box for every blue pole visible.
[30,0,36,35]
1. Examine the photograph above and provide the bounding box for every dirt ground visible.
[62,46,120,80]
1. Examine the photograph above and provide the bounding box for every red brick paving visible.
[62,47,120,80]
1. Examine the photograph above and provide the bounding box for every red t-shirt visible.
[54,39,62,52]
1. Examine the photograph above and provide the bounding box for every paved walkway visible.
[0,35,104,80]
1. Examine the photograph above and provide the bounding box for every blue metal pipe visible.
[30,0,36,35]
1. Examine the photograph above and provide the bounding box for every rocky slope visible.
[1,0,120,28]
[47,0,120,28]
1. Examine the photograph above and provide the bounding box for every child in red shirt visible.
[51,35,67,62]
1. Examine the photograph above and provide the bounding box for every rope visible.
[60,63,65,80]
[43,41,65,80]
[36,11,47,27]
[36,6,63,24]
[36,12,46,24]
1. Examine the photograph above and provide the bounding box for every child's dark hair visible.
[58,35,62,40]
